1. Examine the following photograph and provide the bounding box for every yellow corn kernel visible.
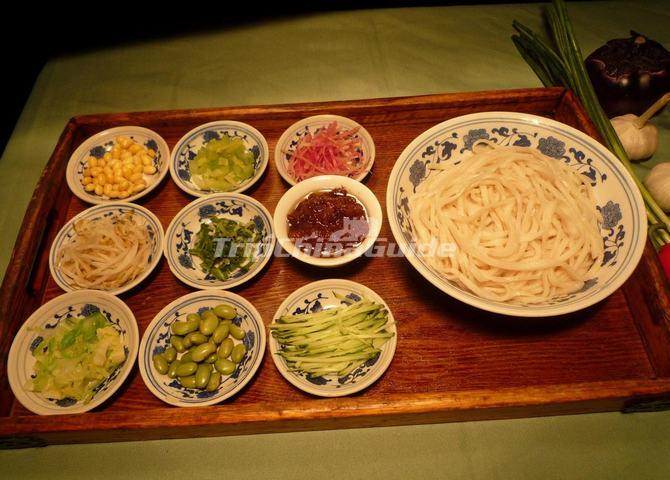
[133,164,143,174]
[82,176,93,186]
[131,183,145,193]
[120,151,132,160]
[90,167,103,177]
[94,185,104,196]
[103,152,112,161]
[97,173,107,185]
[98,158,107,168]
[143,165,156,175]
[129,143,142,154]
[108,190,118,199]
[111,149,121,160]
[119,180,130,190]
[103,167,113,178]
[84,183,96,192]
[118,190,130,199]
[140,155,151,166]
[103,184,113,196]
[129,172,143,182]
[82,168,92,177]
[146,149,156,158]
[87,157,98,168]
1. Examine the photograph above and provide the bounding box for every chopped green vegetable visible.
[270,294,395,377]
[190,217,261,281]
[28,312,126,403]
[190,136,255,192]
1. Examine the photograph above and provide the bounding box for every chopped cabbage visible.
[27,312,126,404]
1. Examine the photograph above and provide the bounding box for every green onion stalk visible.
[512,0,670,250]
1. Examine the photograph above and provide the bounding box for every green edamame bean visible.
[167,360,181,378]
[214,304,237,320]
[163,347,177,363]
[176,361,198,377]
[153,354,169,374]
[206,372,222,392]
[201,309,218,322]
[211,323,230,344]
[186,313,201,323]
[195,364,212,389]
[170,336,186,353]
[171,318,199,336]
[190,342,217,363]
[205,353,218,364]
[217,338,234,358]
[229,323,246,340]
[178,375,197,389]
[182,336,193,349]
[230,343,246,364]
[185,332,208,345]
[199,315,220,336]
[180,351,193,363]
[214,358,236,375]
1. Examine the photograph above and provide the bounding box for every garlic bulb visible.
[645,163,670,211]
[611,113,658,161]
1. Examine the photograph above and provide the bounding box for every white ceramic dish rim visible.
[66,126,170,205]
[138,289,266,407]
[48,202,165,296]
[385,111,648,317]
[162,193,276,290]
[274,114,376,186]
[7,290,139,415]
[273,175,382,267]
[168,120,269,197]
[268,279,397,397]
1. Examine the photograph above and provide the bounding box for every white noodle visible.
[408,143,603,304]
[57,213,152,290]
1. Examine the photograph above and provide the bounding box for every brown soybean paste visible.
[287,188,369,257]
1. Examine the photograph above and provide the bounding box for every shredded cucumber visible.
[190,136,255,192]
[270,294,395,377]
[28,312,126,403]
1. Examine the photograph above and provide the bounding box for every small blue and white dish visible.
[7,290,139,415]
[386,111,647,317]
[66,126,170,204]
[169,120,269,197]
[269,279,397,397]
[138,290,265,407]
[49,202,164,295]
[163,193,275,290]
[274,114,375,186]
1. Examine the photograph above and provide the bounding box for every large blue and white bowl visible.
[7,290,139,415]
[163,193,275,290]
[49,202,164,295]
[169,120,269,197]
[138,290,265,407]
[386,112,647,317]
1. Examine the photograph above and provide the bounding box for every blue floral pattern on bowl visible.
[386,112,647,316]
[66,126,170,205]
[273,114,376,186]
[164,193,275,290]
[7,291,139,415]
[169,121,269,197]
[139,291,265,406]
[49,203,164,295]
[269,280,396,397]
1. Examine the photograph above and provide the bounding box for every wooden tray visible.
[2,88,670,448]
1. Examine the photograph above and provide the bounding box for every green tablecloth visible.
[2,2,669,478]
